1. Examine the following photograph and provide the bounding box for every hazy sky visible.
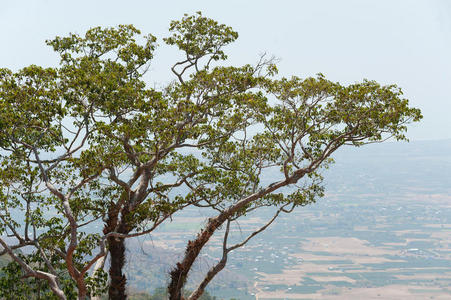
[1,0,450,141]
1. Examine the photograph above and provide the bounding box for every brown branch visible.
[188,204,290,300]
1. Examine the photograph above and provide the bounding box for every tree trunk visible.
[107,235,127,300]
[168,180,289,299]
[104,200,131,300]
[168,217,223,300]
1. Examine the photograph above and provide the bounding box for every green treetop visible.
[0,12,421,300]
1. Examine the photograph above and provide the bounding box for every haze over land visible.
[124,139,451,299]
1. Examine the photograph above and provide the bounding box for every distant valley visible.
[124,139,451,299]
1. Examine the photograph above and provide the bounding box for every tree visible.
[0,12,421,300]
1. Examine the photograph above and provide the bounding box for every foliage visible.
[0,254,78,299]
[0,12,421,300]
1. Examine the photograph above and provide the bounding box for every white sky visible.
[1,0,450,141]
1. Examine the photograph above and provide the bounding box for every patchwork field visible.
[244,194,451,300]
[125,140,451,299]
[124,192,451,300]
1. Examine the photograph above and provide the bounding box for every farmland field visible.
[124,140,451,299]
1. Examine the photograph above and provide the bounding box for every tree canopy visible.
[0,12,421,300]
